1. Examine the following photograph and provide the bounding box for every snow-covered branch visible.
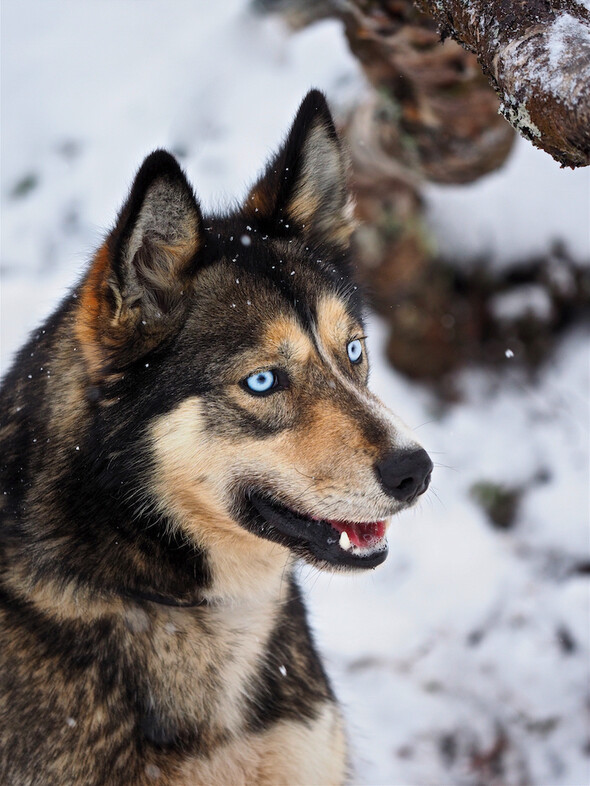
[414,0,590,167]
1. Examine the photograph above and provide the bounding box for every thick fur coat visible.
[0,91,431,785]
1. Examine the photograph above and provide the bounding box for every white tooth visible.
[339,531,351,550]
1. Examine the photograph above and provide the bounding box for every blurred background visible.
[1,2,589,783]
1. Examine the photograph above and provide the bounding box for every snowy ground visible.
[2,3,589,785]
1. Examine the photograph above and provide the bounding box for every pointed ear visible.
[244,90,355,248]
[76,150,202,376]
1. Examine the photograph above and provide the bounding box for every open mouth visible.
[245,492,389,569]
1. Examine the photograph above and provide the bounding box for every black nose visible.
[375,448,433,502]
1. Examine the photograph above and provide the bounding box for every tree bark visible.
[414,0,590,167]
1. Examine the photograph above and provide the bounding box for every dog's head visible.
[75,91,432,581]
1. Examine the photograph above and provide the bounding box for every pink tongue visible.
[327,519,386,548]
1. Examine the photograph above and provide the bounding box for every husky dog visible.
[0,90,432,785]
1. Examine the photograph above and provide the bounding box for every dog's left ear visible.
[244,90,354,248]
[76,150,203,376]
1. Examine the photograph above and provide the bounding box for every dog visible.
[0,90,432,785]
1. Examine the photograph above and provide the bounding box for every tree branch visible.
[414,0,590,167]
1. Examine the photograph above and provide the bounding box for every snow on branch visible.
[414,0,590,167]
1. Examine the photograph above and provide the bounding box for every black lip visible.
[241,492,388,570]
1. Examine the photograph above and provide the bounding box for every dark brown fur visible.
[0,91,430,785]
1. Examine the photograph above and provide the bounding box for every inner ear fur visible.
[76,150,202,376]
[244,89,355,248]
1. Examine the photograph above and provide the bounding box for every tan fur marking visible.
[3,567,122,622]
[287,188,321,228]
[315,294,420,454]
[316,294,358,353]
[221,313,315,386]
[256,702,347,786]
[75,243,111,378]
[297,400,375,460]
[175,702,347,786]
[262,315,314,365]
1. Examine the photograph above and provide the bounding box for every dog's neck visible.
[200,535,294,607]
[4,514,293,621]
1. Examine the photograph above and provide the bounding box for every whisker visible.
[428,487,445,510]
[412,419,438,431]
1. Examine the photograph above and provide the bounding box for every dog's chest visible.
[127,600,277,741]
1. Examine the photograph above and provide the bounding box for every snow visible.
[490,284,553,322]
[545,14,590,105]
[496,11,590,141]
[425,138,590,270]
[2,3,589,785]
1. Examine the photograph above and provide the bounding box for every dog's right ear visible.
[244,90,354,249]
[76,150,202,377]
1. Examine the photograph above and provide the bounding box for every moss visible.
[500,99,541,140]
[10,173,39,199]
[470,480,521,529]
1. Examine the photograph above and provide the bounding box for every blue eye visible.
[244,370,277,395]
[347,339,363,364]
